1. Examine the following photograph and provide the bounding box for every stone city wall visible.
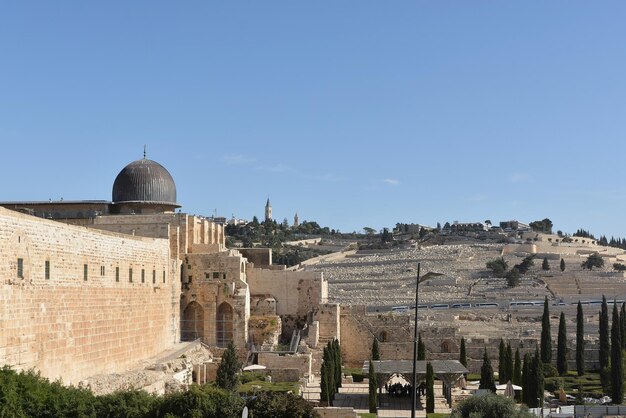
[0,207,178,384]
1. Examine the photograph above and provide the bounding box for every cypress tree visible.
[621,302,626,350]
[368,360,377,413]
[333,339,342,390]
[498,339,506,384]
[426,362,435,413]
[371,337,380,361]
[323,346,335,401]
[542,257,550,270]
[557,311,568,375]
[216,341,241,391]
[479,347,496,392]
[504,342,513,384]
[522,352,532,406]
[327,342,336,397]
[513,348,522,386]
[599,295,610,370]
[534,347,545,408]
[418,332,425,361]
[320,358,331,405]
[459,337,467,367]
[560,258,566,272]
[576,301,585,376]
[541,296,552,364]
[611,303,623,404]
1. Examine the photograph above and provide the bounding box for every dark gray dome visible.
[112,158,177,205]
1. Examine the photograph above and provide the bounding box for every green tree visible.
[486,258,508,276]
[247,392,318,418]
[216,341,241,391]
[159,385,245,418]
[613,263,626,272]
[542,257,550,271]
[576,301,585,376]
[459,337,467,367]
[368,361,377,413]
[611,303,624,404]
[479,348,496,392]
[380,228,393,243]
[513,348,522,386]
[540,296,552,364]
[371,337,380,361]
[451,393,534,418]
[516,255,535,275]
[582,253,604,270]
[504,342,513,384]
[530,348,544,408]
[320,354,332,406]
[498,339,506,384]
[426,362,435,414]
[529,218,553,234]
[332,340,342,390]
[418,332,425,361]
[621,302,626,350]
[522,352,533,406]
[323,346,335,401]
[560,258,565,272]
[599,295,610,371]
[557,312,568,375]
[505,267,520,288]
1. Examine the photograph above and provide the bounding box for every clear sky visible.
[1,2,625,237]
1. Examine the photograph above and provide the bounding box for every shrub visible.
[451,393,533,418]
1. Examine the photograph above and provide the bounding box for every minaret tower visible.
[265,198,273,222]
[294,212,299,227]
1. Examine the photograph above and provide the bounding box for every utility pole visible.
[411,263,421,418]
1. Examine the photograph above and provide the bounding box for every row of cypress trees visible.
[320,339,342,406]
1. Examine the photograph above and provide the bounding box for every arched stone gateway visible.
[216,302,234,347]
[181,301,204,341]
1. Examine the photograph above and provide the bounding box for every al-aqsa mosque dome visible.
[111,155,180,214]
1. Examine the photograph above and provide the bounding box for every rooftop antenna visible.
[143,145,147,159]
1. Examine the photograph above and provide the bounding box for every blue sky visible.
[1,2,625,236]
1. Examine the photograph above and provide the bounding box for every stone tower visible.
[294,212,299,227]
[265,198,272,222]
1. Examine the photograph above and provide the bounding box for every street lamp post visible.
[411,263,421,418]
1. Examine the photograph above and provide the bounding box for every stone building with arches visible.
[0,153,328,383]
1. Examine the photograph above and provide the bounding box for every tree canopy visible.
[582,253,604,270]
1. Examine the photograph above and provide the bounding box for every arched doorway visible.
[216,302,234,347]
[181,301,204,342]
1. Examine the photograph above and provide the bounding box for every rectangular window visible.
[129,268,133,283]
[163,270,166,283]
[115,267,120,282]
[17,258,23,278]
[100,266,105,276]
[141,269,145,283]
[152,270,156,284]
[213,272,220,279]
[45,260,50,280]
[83,264,88,281]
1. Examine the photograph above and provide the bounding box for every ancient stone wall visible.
[313,304,341,344]
[247,268,327,318]
[258,352,312,377]
[91,213,225,257]
[180,251,250,348]
[238,248,272,267]
[0,207,178,384]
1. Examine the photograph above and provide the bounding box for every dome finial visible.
[143,145,147,159]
